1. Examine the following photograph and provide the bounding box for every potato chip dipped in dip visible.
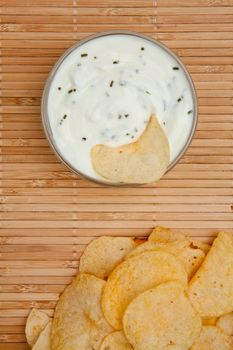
[44,32,197,184]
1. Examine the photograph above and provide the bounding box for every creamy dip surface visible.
[47,34,194,181]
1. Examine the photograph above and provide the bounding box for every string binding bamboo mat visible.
[0,0,233,349]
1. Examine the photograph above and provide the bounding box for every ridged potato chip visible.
[188,232,233,317]
[190,326,233,350]
[123,281,201,350]
[126,240,205,279]
[102,251,187,329]
[216,312,233,336]
[79,236,136,279]
[91,115,169,184]
[51,273,113,350]
[32,320,51,350]
[100,331,133,350]
[25,308,50,347]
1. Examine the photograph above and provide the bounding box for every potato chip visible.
[51,273,113,350]
[91,115,169,184]
[134,237,146,245]
[123,281,201,350]
[126,241,158,258]
[177,242,205,279]
[188,232,233,317]
[79,236,136,279]
[148,226,186,243]
[190,326,233,350]
[102,251,187,329]
[216,312,233,336]
[190,239,210,254]
[126,240,205,280]
[25,308,50,347]
[202,317,217,326]
[32,320,51,350]
[100,331,133,350]
[149,226,210,254]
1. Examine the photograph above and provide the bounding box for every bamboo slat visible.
[1,1,233,349]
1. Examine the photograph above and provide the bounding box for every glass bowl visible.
[41,30,198,186]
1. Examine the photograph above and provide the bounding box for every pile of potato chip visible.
[25,227,233,350]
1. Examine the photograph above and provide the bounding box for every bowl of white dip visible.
[42,31,198,185]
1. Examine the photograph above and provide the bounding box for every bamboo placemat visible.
[0,0,233,348]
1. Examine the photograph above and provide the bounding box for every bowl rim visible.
[41,30,198,186]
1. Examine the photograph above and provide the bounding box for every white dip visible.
[47,34,194,181]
